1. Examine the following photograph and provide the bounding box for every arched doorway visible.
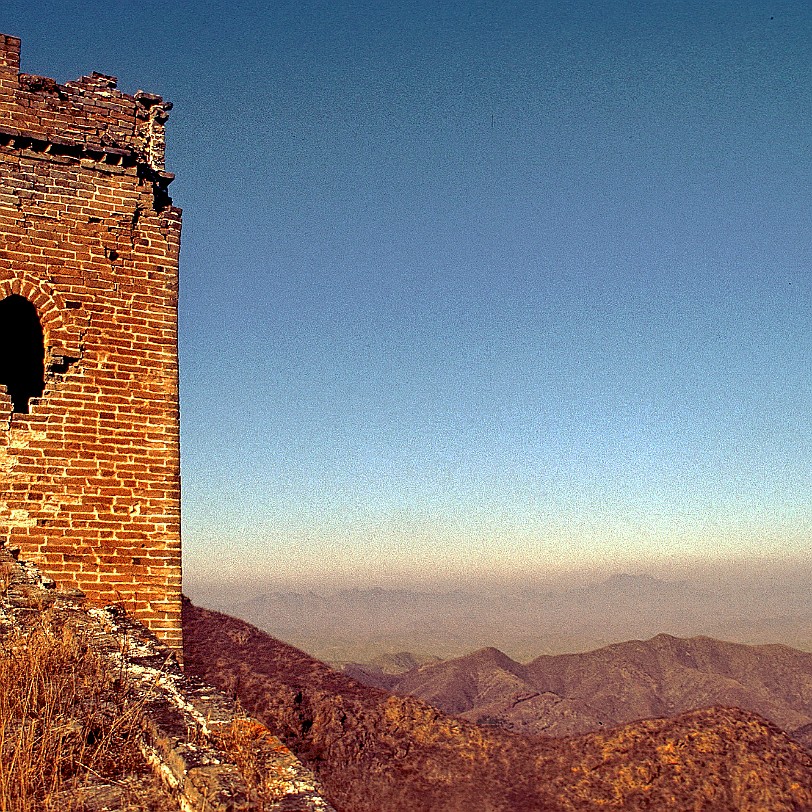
[0,294,45,413]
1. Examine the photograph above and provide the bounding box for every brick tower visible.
[0,35,182,652]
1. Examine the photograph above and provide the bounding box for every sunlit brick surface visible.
[0,34,182,652]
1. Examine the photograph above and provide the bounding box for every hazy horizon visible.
[185,557,812,663]
[184,548,812,593]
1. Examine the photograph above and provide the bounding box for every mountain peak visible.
[466,646,520,668]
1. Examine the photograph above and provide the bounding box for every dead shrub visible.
[215,717,306,810]
[0,611,147,811]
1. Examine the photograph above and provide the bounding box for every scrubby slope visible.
[360,633,812,741]
[184,600,812,812]
[0,611,176,812]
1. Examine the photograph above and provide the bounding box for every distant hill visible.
[186,572,812,663]
[183,600,812,812]
[343,634,812,748]
[342,650,443,691]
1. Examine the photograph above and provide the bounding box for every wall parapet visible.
[0,33,173,181]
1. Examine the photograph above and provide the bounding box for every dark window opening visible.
[0,295,45,414]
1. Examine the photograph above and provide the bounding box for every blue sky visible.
[6,1,812,586]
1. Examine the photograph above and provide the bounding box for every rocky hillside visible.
[344,634,812,746]
[183,601,812,812]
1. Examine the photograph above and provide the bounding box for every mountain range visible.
[342,633,812,749]
[186,571,812,663]
[183,599,812,811]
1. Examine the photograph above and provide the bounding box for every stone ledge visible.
[0,540,335,812]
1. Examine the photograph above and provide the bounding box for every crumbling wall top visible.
[0,542,336,811]
[0,32,172,174]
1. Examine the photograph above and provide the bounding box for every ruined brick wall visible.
[0,34,182,652]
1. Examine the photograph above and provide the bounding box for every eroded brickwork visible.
[0,34,182,651]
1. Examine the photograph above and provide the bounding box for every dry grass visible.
[215,717,303,811]
[0,611,159,812]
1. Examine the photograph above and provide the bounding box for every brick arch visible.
[0,275,82,361]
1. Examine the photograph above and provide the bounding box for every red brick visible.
[0,35,182,655]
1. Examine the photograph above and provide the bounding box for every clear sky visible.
[6,1,812,587]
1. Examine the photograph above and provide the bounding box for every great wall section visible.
[0,33,335,811]
[0,33,182,651]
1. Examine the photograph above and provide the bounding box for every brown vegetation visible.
[0,611,175,812]
[183,600,812,812]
